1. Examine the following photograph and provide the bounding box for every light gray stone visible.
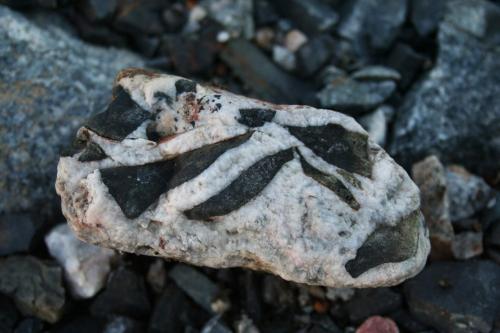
[451,231,483,260]
[45,224,117,298]
[358,105,394,147]
[445,165,494,222]
[0,5,143,214]
[56,69,429,288]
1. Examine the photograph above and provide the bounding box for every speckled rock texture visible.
[391,0,500,176]
[0,5,143,214]
[56,69,429,288]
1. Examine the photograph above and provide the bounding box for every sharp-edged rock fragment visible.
[45,224,117,299]
[0,256,65,323]
[56,69,429,288]
[220,39,314,105]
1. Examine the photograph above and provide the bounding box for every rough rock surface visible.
[0,5,143,214]
[56,69,429,288]
[45,224,117,299]
[0,213,41,256]
[404,260,500,333]
[412,156,454,259]
[391,0,500,176]
[0,256,65,323]
[445,165,494,222]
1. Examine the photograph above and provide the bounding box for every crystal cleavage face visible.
[56,68,429,288]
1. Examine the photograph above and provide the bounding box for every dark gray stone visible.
[386,43,427,90]
[0,256,65,323]
[0,5,143,214]
[79,0,117,21]
[481,192,500,231]
[337,0,407,51]
[345,288,403,323]
[149,283,208,333]
[113,0,164,35]
[185,148,294,220]
[390,0,500,176]
[0,214,40,256]
[390,309,429,333]
[410,0,448,36]
[271,0,339,34]
[295,35,334,77]
[0,293,19,333]
[90,267,150,319]
[445,165,494,222]
[14,317,44,333]
[404,260,500,333]
[220,39,314,105]
[318,78,396,115]
[168,264,220,314]
[160,23,219,76]
[49,315,106,333]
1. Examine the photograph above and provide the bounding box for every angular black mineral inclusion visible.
[287,124,372,178]
[345,211,421,278]
[184,148,294,220]
[85,86,152,141]
[78,142,107,162]
[299,154,360,210]
[238,108,276,127]
[100,133,254,219]
[169,132,254,189]
[100,161,176,219]
[175,79,197,96]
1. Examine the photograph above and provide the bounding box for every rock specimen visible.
[56,69,430,288]
[404,260,500,333]
[391,0,500,176]
[412,156,454,259]
[0,5,143,214]
[0,213,41,256]
[0,256,65,323]
[45,224,117,299]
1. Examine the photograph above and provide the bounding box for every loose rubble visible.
[1,0,499,331]
[391,0,500,176]
[56,69,429,288]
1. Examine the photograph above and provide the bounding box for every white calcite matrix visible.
[56,68,429,288]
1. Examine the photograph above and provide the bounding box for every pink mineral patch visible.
[356,316,399,333]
